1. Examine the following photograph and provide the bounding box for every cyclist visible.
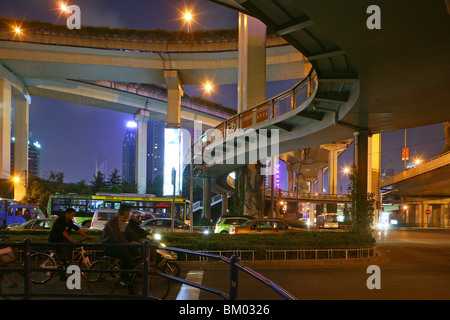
[48,207,91,280]
[101,204,141,285]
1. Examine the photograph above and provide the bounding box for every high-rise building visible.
[10,136,42,179]
[122,119,166,185]
[147,119,165,182]
[122,121,137,184]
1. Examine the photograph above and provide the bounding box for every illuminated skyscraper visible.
[122,121,137,184]
[10,136,42,179]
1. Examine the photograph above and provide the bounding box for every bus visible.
[47,193,188,228]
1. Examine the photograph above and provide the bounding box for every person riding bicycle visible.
[101,204,141,285]
[48,207,92,280]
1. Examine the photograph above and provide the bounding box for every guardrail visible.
[202,69,316,147]
[265,188,351,202]
[0,239,297,300]
[184,68,317,168]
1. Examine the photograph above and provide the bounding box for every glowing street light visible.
[12,176,20,183]
[414,158,422,166]
[10,23,24,39]
[180,7,197,33]
[203,80,214,95]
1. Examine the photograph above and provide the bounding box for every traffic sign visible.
[425,209,431,215]
[402,147,409,160]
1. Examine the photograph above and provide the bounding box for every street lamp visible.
[340,166,351,193]
[60,3,69,13]
[182,9,194,33]
[203,80,214,96]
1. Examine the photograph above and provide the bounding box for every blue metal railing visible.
[0,239,297,300]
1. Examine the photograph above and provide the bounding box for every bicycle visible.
[87,253,171,300]
[30,240,95,284]
[0,236,23,300]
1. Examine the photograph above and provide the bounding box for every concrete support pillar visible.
[221,193,228,216]
[287,164,294,194]
[0,79,11,179]
[353,131,369,196]
[309,203,315,227]
[134,109,150,194]
[236,13,267,217]
[164,70,183,128]
[317,168,324,194]
[238,12,266,113]
[13,94,29,201]
[329,150,338,194]
[202,177,211,221]
[321,143,347,195]
[368,133,381,226]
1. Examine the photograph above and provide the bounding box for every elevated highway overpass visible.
[190,0,449,219]
[380,152,450,228]
[0,18,307,196]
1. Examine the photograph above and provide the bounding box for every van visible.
[90,209,118,230]
[90,209,156,230]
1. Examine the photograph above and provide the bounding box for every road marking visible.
[176,270,204,300]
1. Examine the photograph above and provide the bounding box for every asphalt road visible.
[4,229,449,303]
[196,229,450,300]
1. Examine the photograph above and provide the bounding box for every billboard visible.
[163,128,183,196]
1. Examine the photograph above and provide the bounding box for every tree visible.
[147,175,163,197]
[347,168,376,235]
[21,178,52,211]
[108,168,122,189]
[90,171,108,194]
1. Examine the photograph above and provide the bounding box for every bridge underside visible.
[383,165,450,198]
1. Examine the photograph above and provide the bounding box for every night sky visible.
[1,0,446,184]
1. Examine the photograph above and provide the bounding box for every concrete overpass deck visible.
[381,152,450,198]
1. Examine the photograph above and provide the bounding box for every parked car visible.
[6,217,57,231]
[140,218,202,234]
[230,218,306,234]
[214,215,255,234]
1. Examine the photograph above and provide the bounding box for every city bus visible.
[47,193,188,228]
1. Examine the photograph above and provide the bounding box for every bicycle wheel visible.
[132,267,170,300]
[30,252,56,284]
[162,261,180,277]
[0,271,23,300]
[77,253,95,280]
[86,259,120,294]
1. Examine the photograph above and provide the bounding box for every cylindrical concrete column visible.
[202,177,211,221]
[238,12,266,113]
[13,95,29,201]
[0,79,12,179]
[164,70,183,128]
[134,109,150,194]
